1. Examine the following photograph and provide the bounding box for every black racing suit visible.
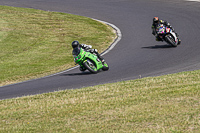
[151,20,175,41]
[72,44,104,60]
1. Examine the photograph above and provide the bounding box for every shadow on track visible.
[142,44,175,49]
[60,71,92,76]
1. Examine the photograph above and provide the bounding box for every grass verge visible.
[0,5,116,86]
[0,70,200,132]
[0,5,199,133]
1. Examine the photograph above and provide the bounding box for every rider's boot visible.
[79,66,86,71]
[178,38,181,45]
[98,56,105,64]
[101,59,105,64]
[92,49,105,64]
[156,37,163,42]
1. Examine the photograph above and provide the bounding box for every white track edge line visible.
[0,19,122,88]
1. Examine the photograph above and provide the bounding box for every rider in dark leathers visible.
[152,17,181,44]
[72,41,105,71]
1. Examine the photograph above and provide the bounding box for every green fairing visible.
[73,48,109,73]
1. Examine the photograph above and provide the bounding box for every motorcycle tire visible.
[165,35,177,47]
[83,59,98,74]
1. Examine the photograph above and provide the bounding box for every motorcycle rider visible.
[72,40,105,71]
[152,17,181,44]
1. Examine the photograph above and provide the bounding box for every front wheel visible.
[83,59,98,74]
[165,35,177,47]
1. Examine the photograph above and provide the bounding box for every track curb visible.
[0,18,122,88]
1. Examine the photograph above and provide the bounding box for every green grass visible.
[0,70,200,132]
[0,5,200,133]
[0,5,116,86]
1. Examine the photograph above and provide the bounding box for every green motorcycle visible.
[73,47,109,74]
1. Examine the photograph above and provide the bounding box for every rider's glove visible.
[81,44,92,50]
[166,23,172,28]
[87,45,92,49]
[90,49,97,53]
[80,44,86,48]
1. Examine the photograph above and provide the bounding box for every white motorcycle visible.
[156,24,180,47]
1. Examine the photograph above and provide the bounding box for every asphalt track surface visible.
[1,0,200,100]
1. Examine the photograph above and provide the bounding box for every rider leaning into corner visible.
[151,17,181,45]
[71,40,105,71]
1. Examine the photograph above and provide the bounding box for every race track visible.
[1,0,200,100]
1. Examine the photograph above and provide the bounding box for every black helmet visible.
[72,41,79,48]
[153,17,159,23]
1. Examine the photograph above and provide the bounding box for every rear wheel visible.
[165,35,177,47]
[83,59,98,74]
